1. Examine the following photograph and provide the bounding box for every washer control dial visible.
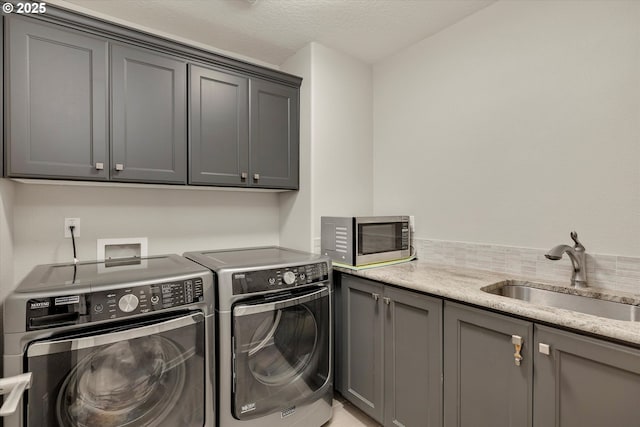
[118,294,139,313]
[283,271,296,285]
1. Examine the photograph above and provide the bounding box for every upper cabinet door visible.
[6,17,109,180]
[189,65,249,186]
[111,45,187,184]
[249,79,299,189]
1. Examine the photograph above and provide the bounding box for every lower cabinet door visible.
[384,286,442,427]
[534,325,640,427]
[341,275,385,423]
[444,302,533,427]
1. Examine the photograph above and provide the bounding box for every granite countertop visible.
[334,261,640,346]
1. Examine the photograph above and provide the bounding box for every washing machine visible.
[184,246,333,427]
[2,254,215,427]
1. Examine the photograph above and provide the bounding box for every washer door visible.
[25,313,205,427]
[232,286,331,419]
[57,335,186,427]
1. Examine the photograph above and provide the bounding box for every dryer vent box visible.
[97,238,148,261]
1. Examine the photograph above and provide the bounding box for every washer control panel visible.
[232,262,330,295]
[26,277,205,330]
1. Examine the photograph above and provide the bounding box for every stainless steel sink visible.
[482,280,640,322]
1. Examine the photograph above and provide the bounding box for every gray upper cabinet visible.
[111,45,187,184]
[189,65,249,186]
[534,325,640,427]
[250,79,299,189]
[4,7,301,189]
[1,17,4,177]
[339,274,443,427]
[444,302,533,427]
[189,70,299,189]
[6,17,109,180]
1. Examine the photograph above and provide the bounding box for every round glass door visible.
[247,305,318,386]
[57,335,188,427]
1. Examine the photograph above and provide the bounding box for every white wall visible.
[12,183,280,285]
[0,180,15,302]
[280,44,314,252]
[373,0,640,255]
[280,42,374,253]
[309,43,374,249]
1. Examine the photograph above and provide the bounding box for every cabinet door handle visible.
[512,335,523,366]
[95,162,104,170]
[115,163,124,171]
[383,297,391,305]
[253,173,260,181]
[371,293,380,301]
[241,172,248,180]
[539,343,551,355]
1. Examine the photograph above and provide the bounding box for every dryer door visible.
[25,312,205,427]
[232,286,331,420]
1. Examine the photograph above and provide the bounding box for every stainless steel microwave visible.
[321,216,411,266]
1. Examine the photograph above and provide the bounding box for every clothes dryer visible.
[184,247,333,427]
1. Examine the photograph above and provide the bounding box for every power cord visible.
[69,225,78,264]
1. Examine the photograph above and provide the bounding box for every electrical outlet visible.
[64,218,81,238]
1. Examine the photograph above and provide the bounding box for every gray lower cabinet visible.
[6,17,109,180]
[340,275,384,421]
[340,274,442,426]
[337,276,640,427]
[249,79,299,189]
[111,44,187,184]
[534,325,640,427]
[444,302,533,427]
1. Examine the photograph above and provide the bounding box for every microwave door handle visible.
[234,287,330,317]
[0,373,33,417]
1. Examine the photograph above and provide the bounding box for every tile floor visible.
[323,396,380,427]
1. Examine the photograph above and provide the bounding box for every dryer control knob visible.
[283,271,296,285]
[118,294,139,313]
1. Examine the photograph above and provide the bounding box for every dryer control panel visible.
[231,262,330,295]
[26,277,205,330]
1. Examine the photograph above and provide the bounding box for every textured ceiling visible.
[58,0,496,65]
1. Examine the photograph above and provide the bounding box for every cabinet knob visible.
[241,172,248,180]
[95,162,104,170]
[115,163,124,171]
[512,335,524,367]
[539,343,551,355]
[372,293,380,301]
[253,173,260,181]
[383,297,391,305]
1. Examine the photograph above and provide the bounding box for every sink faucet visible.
[545,231,587,288]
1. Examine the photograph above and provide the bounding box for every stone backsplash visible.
[416,238,640,295]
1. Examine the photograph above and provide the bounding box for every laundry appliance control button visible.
[118,294,139,313]
[283,271,296,285]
